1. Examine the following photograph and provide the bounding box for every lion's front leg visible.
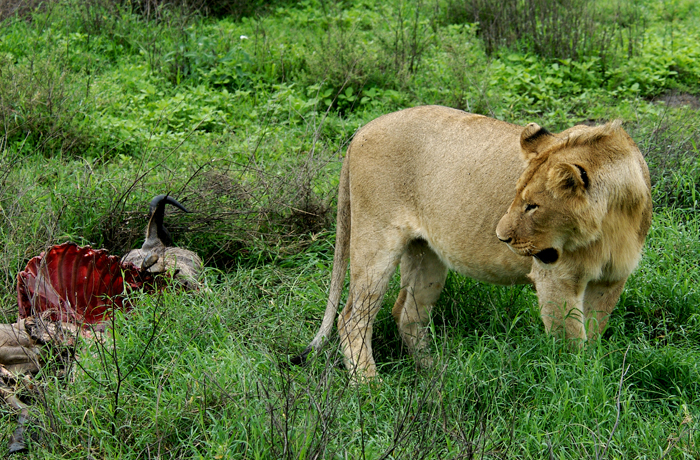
[582,277,627,340]
[530,267,587,342]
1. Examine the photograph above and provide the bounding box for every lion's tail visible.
[290,152,351,365]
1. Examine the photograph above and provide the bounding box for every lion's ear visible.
[547,163,589,198]
[520,123,556,161]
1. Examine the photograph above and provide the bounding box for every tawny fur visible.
[297,105,652,379]
[0,320,41,374]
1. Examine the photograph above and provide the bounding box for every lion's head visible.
[496,120,652,275]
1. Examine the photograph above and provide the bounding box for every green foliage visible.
[633,108,700,209]
[1,0,700,458]
[0,55,93,156]
[652,146,700,210]
[617,209,700,343]
[299,0,434,112]
[14,255,699,458]
[607,27,700,97]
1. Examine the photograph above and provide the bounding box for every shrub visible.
[169,156,334,268]
[0,0,50,22]
[303,1,434,114]
[443,0,645,65]
[115,0,301,20]
[0,56,92,157]
[419,24,496,115]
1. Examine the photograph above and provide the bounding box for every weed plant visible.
[0,0,699,458]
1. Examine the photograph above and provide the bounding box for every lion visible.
[293,105,652,379]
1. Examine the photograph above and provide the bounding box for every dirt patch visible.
[655,92,700,109]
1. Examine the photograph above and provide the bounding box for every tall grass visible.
[16,233,698,457]
[0,0,699,458]
[443,0,646,64]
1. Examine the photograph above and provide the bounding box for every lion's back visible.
[346,105,532,285]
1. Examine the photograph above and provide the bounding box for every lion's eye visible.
[525,203,538,212]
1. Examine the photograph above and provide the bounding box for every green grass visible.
[1,0,699,458]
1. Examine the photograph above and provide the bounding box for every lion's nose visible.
[497,235,511,243]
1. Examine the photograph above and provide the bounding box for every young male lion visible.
[295,105,652,379]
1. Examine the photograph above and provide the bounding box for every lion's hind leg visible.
[338,243,404,380]
[391,239,448,369]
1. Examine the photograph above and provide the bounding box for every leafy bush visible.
[606,29,700,98]
[301,1,434,114]
[0,56,92,156]
[420,24,495,114]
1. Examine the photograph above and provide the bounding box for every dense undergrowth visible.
[0,0,699,458]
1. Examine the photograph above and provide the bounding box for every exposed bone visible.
[1,317,80,455]
[0,321,41,374]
